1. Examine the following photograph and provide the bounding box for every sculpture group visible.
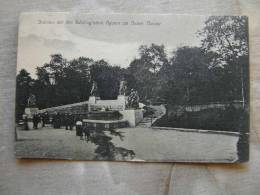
[127,89,140,109]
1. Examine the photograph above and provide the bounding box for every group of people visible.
[51,112,91,141]
[23,112,50,130]
[32,112,49,129]
[75,120,91,141]
[52,112,75,130]
[23,111,90,141]
[24,112,81,130]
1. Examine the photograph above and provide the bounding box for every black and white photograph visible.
[15,13,249,162]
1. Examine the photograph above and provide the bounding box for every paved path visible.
[16,127,97,160]
[16,126,239,162]
[111,128,239,162]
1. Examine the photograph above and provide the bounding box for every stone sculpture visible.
[90,81,99,96]
[27,94,36,107]
[119,80,127,96]
[127,89,140,109]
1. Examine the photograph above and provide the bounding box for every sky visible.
[17,13,206,78]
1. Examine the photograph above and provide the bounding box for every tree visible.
[166,47,212,105]
[127,58,155,101]
[138,44,168,73]
[35,55,93,107]
[198,16,249,107]
[35,54,68,107]
[90,59,125,99]
[65,57,93,102]
[44,54,68,80]
[16,69,33,120]
[127,44,169,103]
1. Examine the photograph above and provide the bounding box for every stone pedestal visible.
[88,96,95,112]
[88,95,126,112]
[117,95,126,110]
[120,109,143,127]
[88,96,96,104]
[24,107,39,118]
[88,96,100,111]
[24,107,39,130]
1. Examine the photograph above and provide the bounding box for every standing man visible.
[23,115,29,130]
[64,113,69,130]
[68,113,74,130]
[41,113,45,128]
[41,113,46,128]
[56,112,61,128]
[83,125,90,142]
[44,112,50,126]
[52,112,57,128]
[33,114,38,129]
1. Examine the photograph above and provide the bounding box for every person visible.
[42,112,49,127]
[60,113,64,128]
[56,112,61,128]
[68,113,74,130]
[37,114,42,127]
[64,113,69,130]
[83,124,91,142]
[52,112,61,128]
[33,114,39,129]
[40,113,45,128]
[75,118,83,140]
[41,114,45,128]
[23,115,29,130]
[52,113,57,128]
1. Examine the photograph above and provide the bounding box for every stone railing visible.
[37,101,89,114]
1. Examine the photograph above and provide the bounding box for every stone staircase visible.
[137,117,153,128]
[137,105,166,128]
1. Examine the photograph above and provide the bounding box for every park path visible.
[16,125,239,162]
[16,127,97,160]
[109,128,239,162]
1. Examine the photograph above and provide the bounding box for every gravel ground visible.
[15,126,239,162]
[16,127,97,160]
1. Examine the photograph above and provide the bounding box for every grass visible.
[153,106,249,132]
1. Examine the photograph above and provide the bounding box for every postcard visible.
[15,13,249,162]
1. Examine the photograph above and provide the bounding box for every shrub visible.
[153,106,249,132]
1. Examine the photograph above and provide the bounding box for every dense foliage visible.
[153,107,249,132]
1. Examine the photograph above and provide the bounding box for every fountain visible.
[83,81,134,131]
[82,81,142,160]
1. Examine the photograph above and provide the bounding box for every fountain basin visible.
[87,111,122,121]
[82,119,128,131]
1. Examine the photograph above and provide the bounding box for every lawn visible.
[153,106,249,132]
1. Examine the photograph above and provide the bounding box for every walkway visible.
[16,125,239,162]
